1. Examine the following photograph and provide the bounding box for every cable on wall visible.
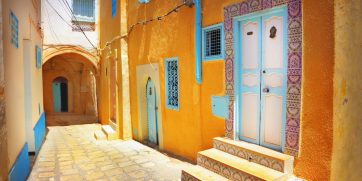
[98,0,194,53]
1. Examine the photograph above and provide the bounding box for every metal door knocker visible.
[270,26,277,38]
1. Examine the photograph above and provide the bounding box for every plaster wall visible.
[0,0,9,178]
[331,0,362,180]
[42,0,99,50]
[3,0,43,168]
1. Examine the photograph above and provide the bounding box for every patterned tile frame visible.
[223,0,302,156]
[197,154,263,181]
[213,138,287,173]
[181,171,201,181]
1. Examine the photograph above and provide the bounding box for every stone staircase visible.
[181,137,296,181]
[94,125,117,140]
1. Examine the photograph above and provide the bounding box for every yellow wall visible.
[331,0,362,180]
[99,0,335,179]
[2,0,43,168]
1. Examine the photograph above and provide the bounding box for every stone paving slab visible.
[28,124,192,181]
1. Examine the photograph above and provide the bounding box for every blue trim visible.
[34,112,46,154]
[195,0,202,84]
[112,0,117,18]
[8,143,30,181]
[202,23,225,61]
[164,57,180,111]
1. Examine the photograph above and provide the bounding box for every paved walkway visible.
[28,124,192,181]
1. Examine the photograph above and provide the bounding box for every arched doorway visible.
[52,77,68,112]
[146,78,158,145]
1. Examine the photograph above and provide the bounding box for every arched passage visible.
[42,51,99,126]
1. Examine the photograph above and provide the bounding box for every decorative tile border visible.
[213,138,286,173]
[223,0,302,156]
[181,170,201,181]
[197,153,262,181]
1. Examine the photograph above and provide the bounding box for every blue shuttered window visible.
[35,45,42,69]
[112,0,116,18]
[10,11,19,48]
[165,57,179,110]
[73,0,95,22]
[138,0,150,4]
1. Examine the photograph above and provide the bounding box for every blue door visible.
[52,82,61,112]
[146,78,158,144]
[237,7,287,152]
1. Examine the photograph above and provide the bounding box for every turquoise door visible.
[146,78,158,144]
[237,7,287,152]
[52,82,61,112]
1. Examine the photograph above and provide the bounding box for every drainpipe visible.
[194,0,202,84]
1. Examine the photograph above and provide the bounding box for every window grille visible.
[10,11,19,48]
[165,58,179,110]
[73,0,95,22]
[202,23,224,61]
[36,45,42,69]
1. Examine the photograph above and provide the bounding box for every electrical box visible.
[211,96,229,119]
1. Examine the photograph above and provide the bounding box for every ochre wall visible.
[331,0,362,180]
[2,0,43,168]
[294,1,334,180]
[98,0,128,138]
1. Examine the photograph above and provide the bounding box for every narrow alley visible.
[28,124,191,181]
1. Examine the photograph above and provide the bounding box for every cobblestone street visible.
[28,124,192,181]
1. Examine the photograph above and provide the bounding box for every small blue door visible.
[146,78,158,144]
[52,82,61,112]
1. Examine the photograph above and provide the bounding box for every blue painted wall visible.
[34,112,46,154]
[8,143,30,181]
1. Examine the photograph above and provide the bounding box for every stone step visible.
[197,148,289,181]
[213,137,294,174]
[181,165,230,181]
[101,125,117,140]
[94,130,106,140]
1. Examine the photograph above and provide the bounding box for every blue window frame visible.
[10,11,19,48]
[72,0,95,22]
[138,0,150,4]
[112,0,116,18]
[164,57,179,110]
[35,45,42,69]
[202,23,225,61]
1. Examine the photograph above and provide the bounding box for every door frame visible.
[233,5,288,152]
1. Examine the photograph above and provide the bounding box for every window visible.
[138,0,150,4]
[72,0,95,22]
[165,57,179,110]
[35,45,42,69]
[202,23,224,61]
[10,11,19,48]
[112,0,116,18]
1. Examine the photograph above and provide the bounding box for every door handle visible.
[263,88,270,93]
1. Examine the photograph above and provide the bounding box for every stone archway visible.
[42,51,99,126]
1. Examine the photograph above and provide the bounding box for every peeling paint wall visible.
[331,0,362,180]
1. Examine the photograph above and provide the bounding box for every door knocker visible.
[270,26,277,38]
